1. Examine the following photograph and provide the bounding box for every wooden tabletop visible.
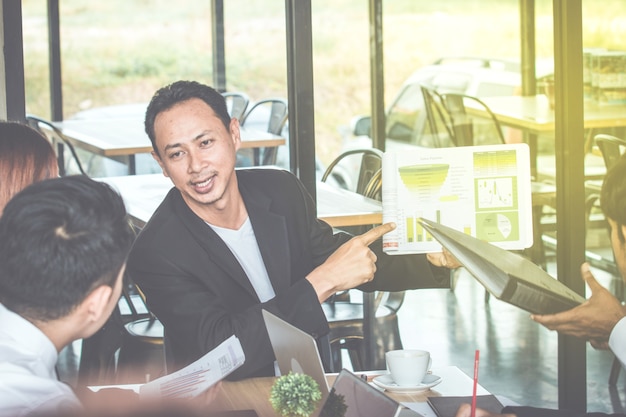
[97,172,382,229]
[316,181,382,227]
[466,95,626,134]
[208,366,490,417]
[54,118,285,157]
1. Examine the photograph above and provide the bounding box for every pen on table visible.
[471,349,480,417]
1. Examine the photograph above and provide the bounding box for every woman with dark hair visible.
[0,121,59,215]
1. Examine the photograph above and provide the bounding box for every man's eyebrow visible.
[162,131,213,152]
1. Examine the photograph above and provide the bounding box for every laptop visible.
[262,310,422,417]
[262,309,330,396]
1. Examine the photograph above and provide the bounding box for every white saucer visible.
[372,373,442,393]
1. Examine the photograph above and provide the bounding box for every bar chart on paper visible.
[382,144,534,255]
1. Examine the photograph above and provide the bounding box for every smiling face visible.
[152,98,242,218]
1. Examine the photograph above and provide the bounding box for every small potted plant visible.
[270,372,322,417]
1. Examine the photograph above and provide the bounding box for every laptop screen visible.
[262,309,330,396]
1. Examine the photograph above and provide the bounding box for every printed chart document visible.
[419,218,586,314]
[139,335,245,399]
[382,144,533,254]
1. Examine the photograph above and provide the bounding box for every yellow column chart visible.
[384,144,531,253]
[398,164,450,243]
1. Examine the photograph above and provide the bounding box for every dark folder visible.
[419,218,585,314]
[427,395,504,417]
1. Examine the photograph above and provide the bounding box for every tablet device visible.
[319,369,422,417]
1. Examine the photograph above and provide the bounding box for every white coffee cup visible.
[385,349,432,387]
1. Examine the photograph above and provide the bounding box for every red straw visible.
[471,349,480,417]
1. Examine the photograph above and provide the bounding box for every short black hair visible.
[0,175,135,321]
[144,80,230,156]
[601,153,626,243]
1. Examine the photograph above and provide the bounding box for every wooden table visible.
[54,118,285,175]
[466,95,626,134]
[97,173,382,230]
[465,95,626,178]
[210,366,492,417]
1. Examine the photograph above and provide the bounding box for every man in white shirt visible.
[0,176,135,417]
[455,154,626,417]
[531,153,626,367]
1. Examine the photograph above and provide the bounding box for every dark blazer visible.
[127,169,449,380]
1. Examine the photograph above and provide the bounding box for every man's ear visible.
[82,285,114,324]
[229,117,242,151]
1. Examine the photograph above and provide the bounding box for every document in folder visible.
[419,217,586,314]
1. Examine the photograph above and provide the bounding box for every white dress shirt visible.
[609,316,626,369]
[0,303,82,417]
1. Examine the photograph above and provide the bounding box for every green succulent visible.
[270,372,322,417]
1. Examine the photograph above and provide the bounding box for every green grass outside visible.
[21,0,626,166]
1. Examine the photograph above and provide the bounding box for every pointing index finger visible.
[358,222,396,246]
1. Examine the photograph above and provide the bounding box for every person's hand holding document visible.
[140,335,245,399]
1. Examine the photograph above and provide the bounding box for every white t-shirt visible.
[209,217,276,302]
[0,303,82,417]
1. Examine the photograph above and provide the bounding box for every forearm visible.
[360,240,451,292]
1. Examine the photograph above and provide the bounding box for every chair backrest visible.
[241,97,289,136]
[420,84,455,148]
[222,91,250,121]
[240,98,288,166]
[363,168,382,202]
[440,93,506,146]
[595,134,626,170]
[25,114,87,176]
[322,148,383,196]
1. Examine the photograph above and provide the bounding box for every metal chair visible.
[222,91,250,121]
[420,84,455,148]
[321,148,383,198]
[25,114,87,176]
[439,93,506,146]
[596,134,626,170]
[115,277,166,384]
[321,152,405,370]
[240,98,288,166]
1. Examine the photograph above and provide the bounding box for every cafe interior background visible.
[16,0,626,413]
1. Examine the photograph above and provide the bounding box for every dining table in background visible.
[54,117,285,175]
[97,172,382,230]
[465,94,626,179]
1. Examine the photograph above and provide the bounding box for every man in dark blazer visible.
[127,80,457,380]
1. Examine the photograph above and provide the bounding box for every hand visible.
[454,403,516,417]
[307,223,396,302]
[427,247,462,269]
[531,262,626,346]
